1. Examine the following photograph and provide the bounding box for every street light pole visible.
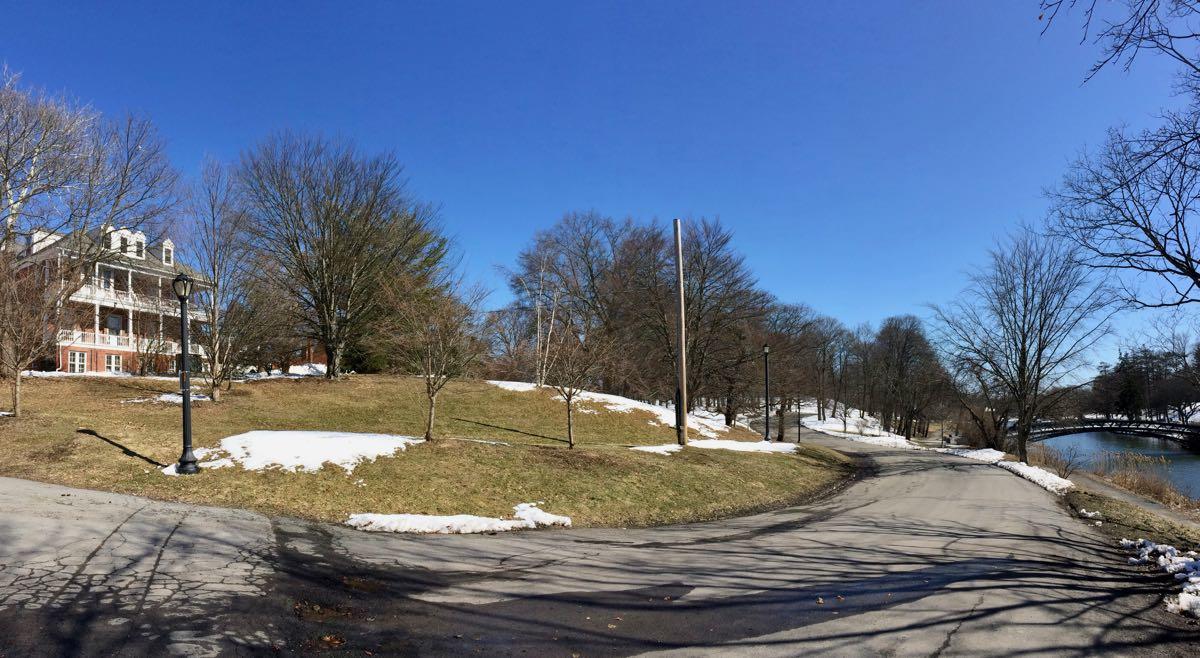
[673,218,688,446]
[173,273,198,475]
[763,344,771,441]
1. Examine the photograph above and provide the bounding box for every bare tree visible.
[382,285,487,441]
[237,133,448,378]
[1040,0,1200,86]
[944,357,1013,451]
[190,159,272,401]
[933,229,1114,462]
[0,72,178,415]
[545,312,611,449]
[131,291,175,375]
[1051,113,1200,308]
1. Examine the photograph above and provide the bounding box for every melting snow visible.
[346,502,571,534]
[22,370,176,381]
[238,363,328,382]
[1122,538,1200,616]
[488,380,540,393]
[933,448,1006,463]
[632,444,684,455]
[124,392,213,404]
[994,461,1075,494]
[632,439,797,455]
[804,408,1074,495]
[487,381,735,438]
[160,431,423,475]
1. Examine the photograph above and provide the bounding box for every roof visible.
[22,227,208,283]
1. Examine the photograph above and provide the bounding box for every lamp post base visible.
[176,450,200,475]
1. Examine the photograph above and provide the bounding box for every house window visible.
[67,351,87,374]
[163,247,173,265]
[105,354,122,373]
[120,236,129,254]
[135,241,144,258]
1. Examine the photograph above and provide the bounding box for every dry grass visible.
[1065,490,1200,550]
[1028,443,1085,479]
[1091,451,1200,511]
[0,375,854,527]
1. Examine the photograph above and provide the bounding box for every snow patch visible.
[932,448,1006,463]
[1122,538,1200,616]
[487,380,540,393]
[631,444,684,455]
[22,370,176,381]
[806,414,1075,495]
[124,392,213,405]
[994,460,1075,494]
[804,419,923,450]
[238,363,328,382]
[1079,508,1103,519]
[632,439,797,455]
[346,502,571,534]
[161,431,423,475]
[930,447,1073,494]
[288,363,327,376]
[486,381,736,438]
[160,448,234,476]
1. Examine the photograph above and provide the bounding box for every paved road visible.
[0,431,1196,656]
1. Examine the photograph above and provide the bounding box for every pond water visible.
[1041,431,1200,499]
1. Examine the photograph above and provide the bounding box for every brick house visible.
[17,226,209,375]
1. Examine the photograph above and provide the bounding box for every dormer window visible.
[120,236,129,254]
[135,241,144,258]
[163,246,174,265]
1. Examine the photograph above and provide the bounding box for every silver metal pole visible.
[674,218,688,445]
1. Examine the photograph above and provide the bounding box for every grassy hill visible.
[0,374,854,527]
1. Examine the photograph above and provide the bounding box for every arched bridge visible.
[1025,419,1200,449]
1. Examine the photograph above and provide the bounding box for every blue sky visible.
[1,1,1183,336]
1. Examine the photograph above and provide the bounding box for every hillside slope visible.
[0,375,853,527]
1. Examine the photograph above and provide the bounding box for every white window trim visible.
[68,351,87,374]
[105,354,122,373]
[163,247,174,265]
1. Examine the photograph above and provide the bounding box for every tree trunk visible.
[424,392,437,441]
[10,372,20,418]
[1016,425,1030,463]
[775,405,785,441]
[210,383,222,403]
[324,342,342,378]
[566,398,575,449]
[724,396,736,426]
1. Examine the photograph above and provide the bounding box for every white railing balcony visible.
[70,280,206,320]
[56,329,206,357]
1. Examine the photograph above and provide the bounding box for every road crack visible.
[929,592,984,657]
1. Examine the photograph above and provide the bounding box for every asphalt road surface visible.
[0,430,1196,656]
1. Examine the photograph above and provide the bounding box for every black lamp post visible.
[763,344,771,441]
[172,273,198,475]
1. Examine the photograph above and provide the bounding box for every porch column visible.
[93,303,100,337]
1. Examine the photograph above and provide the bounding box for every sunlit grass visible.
[0,375,854,527]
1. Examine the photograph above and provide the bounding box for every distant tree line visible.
[483,211,952,440]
